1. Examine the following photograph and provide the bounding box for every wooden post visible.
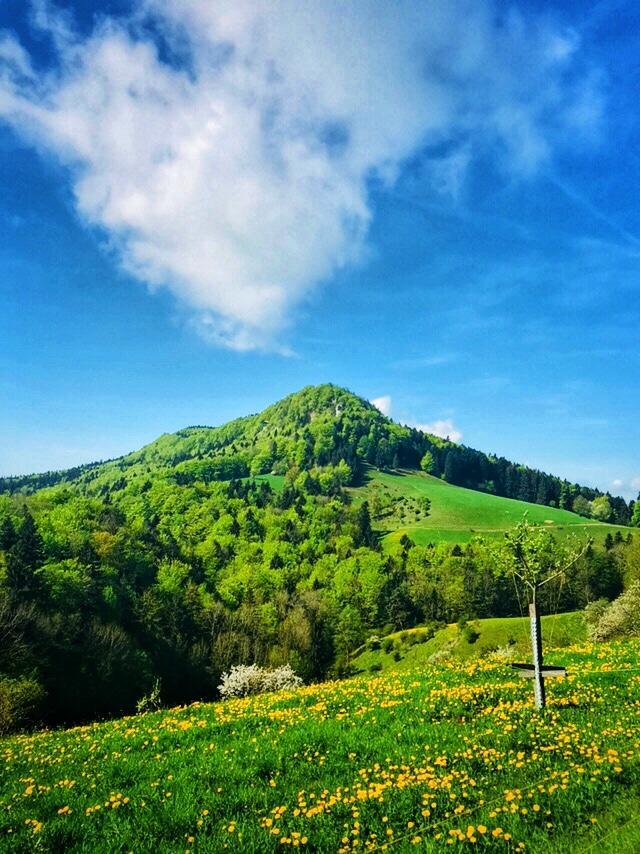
[529,601,545,709]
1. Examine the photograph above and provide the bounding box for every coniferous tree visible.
[444,451,456,484]
[6,511,44,601]
[0,516,16,551]
[355,501,376,549]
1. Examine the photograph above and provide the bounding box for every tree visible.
[497,518,590,605]
[443,451,457,484]
[517,470,532,503]
[6,511,44,601]
[572,495,592,518]
[631,494,640,528]
[535,478,549,505]
[355,501,376,549]
[334,605,364,658]
[420,451,436,474]
[558,482,572,511]
[591,495,613,523]
[0,516,16,551]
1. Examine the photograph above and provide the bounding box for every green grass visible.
[2,638,640,852]
[251,474,285,491]
[352,612,586,674]
[349,468,628,547]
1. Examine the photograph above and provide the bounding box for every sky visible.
[0,0,638,500]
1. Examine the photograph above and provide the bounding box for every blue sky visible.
[0,0,638,500]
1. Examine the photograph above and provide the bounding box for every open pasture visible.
[351,469,628,547]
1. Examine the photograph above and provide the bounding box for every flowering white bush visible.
[589,582,640,641]
[218,664,302,699]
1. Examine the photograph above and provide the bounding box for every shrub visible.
[0,677,45,735]
[136,678,162,715]
[589,583,640,641]
[584,598,610,627]
[366,635,381,651]
[218,664,302,699]
[392,650,402,662]
[461,624,480,644]
[382,638,394,654]
[369,662,383,673]
[330,655,355,680]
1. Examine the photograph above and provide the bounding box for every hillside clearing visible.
[349,468,627,547]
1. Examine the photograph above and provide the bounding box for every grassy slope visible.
[352,612,586,674]
[350,468,627,547]
[2,638,640,852]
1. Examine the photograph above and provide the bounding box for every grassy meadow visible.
[350,469,627,547]
[2,636,640,852]
[351,612,586,674]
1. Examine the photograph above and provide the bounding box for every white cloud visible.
[0,0,602,350]
[413,419,463,443]
[371,395,392,417]
[371,394,462,441]
[608,476,640,500]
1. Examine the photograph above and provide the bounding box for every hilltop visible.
[0,384,631,527]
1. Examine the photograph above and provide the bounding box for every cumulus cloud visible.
[0,0,602,350]
[413,419,463,443]
[371,395,392,417]
[609,476,640,500]
[371,394,461,441]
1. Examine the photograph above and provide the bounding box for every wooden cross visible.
[510,602,567,709]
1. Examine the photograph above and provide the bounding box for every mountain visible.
[0,384,634,730]
[0,384,631,525]
[0,384,432,494]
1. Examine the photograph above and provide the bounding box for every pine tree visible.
[536,477,549,506]
[6,511,44,600]
[444,451,456,484]
[355,501,376,548]
[0,515,16,550]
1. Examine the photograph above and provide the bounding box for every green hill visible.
[0,384,630,536]
[351,467,627,547]
[0,383,635,731]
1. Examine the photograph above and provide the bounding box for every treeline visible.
[0,464,636,733]
[0,460,109,495]
[419,445,633,525]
